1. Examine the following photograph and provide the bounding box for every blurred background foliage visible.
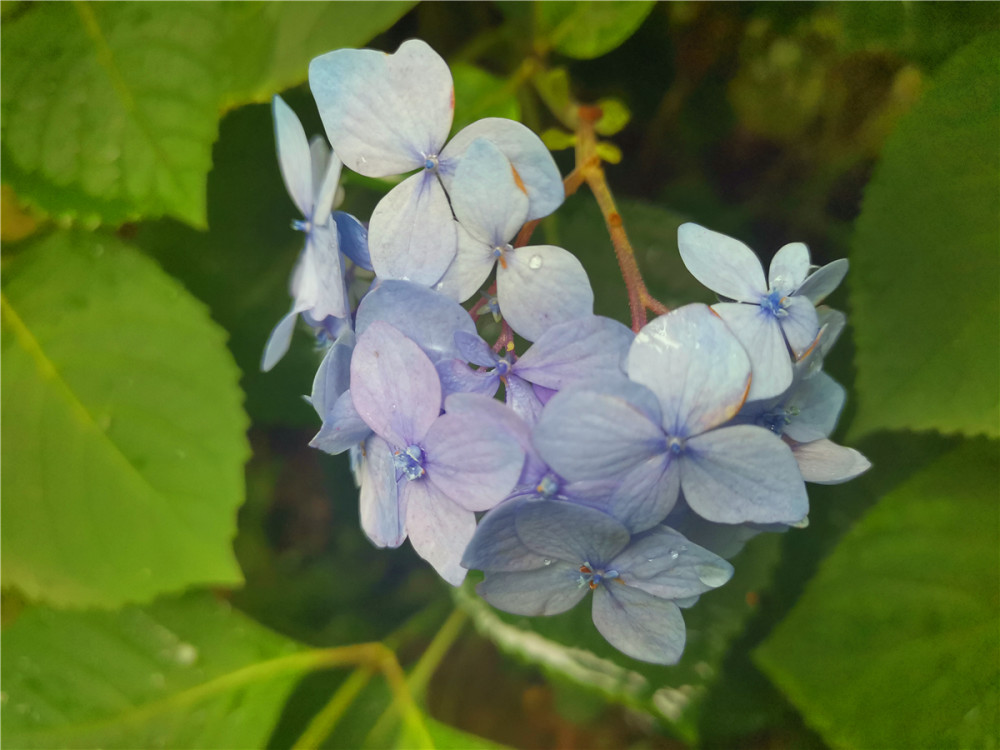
[2,2,997,749]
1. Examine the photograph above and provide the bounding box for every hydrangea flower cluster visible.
[263,40,870,665]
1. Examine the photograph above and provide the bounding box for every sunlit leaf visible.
[1,230,248,607]
[452,63,521,134]
[755,438,999,749]
[1,593,305,749]
[538,1,656,60]
[849,32,1000,439]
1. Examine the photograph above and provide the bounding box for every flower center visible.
[758,406,800,435]
[534,472,560,499]
[423,154,440,171]
[760,289,789,318]
[291,219,311,234]
[666,436,686,456]
[393,444,425,480]
[579,563,619,590]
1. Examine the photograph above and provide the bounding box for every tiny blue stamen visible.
[291,219,311,233]
[393,444,425,480]
[760,289,789,318]
[424,154,439,171]
[495,357,511,378]
[535,473,559,498]
[667,436,686,456]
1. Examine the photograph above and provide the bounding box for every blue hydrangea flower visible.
[677,223,847,400]
[533,304,808,531]
[434,138,592,341]
[309,40,563,289]
[462,498,734,664]
[349,321,525,584]
[262,95,371,372]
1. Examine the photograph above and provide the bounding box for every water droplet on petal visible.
[695,563,731,588]
[669,549,680,560]
[543,558,552,566]
[528,255,543,270]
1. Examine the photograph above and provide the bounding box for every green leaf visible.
[451,63,521,134]
[1,230,248,607]
[1,593,307,749]
[538,1,656,60]
[593,97,631,136]
[849,32,1000,439]
[755,438,1000,749]
[397,715,514,750]
[0,2,228,228]
[456,532,783,741]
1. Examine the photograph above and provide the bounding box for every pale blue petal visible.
[682,425,808,524]
[432,223,496,303]
[784,371,845,442]
[261,309,299,372]
[534,390,666,484]
[796,258,848,304]
[358,437,405,548]
[310,329,356,417]
[677,223,765,302]
[356,279,477,361]
[514,499,630,566]
[450,138,529,246]
[607,454,679,533]
[611,527,734,599]
[309,137,331,200]
[404,479,475,585]
[627,304,751,436]
[312,142,343,227]
[780,295,820,359]
[713,302,792,402]
[591,585,686,665]
[309,40,452,176]
[477,564,589,616]
[350,321,442,447]
[423,409,525,512]
[514,316,633,390]
[792,439,871,484]
[768,242,810,294]
[668,510,764,560]
[497,245,594,342]
[435,359,500,398]
[272,95,313,216]
[504,373,545,426]
[462,496,549,572]
[309,390,372,455]
[442,118,564,220]
[454,330,497,367]
[368,172,457,286]
[333,211,371,270]
[444,391,536,460]
[815,307,847,359]
[295,224,348,320]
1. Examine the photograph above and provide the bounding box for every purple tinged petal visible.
[404,479,475,585]
[504,373,545,426]
[462,496,550,572]
[272,95,313,217]
[450,138,530,246]
[423,409,525,512]
[433,223,496,302]
[358,437,405,548]
[796,258,848,305]
[713,302,792,402]
[783,372,845,443]
[477,564,589,616]
[514,316,633,391]
[261,309,299,373]
[677,223,766,302]
[356,279,477,361]
[310,330,356,417]
[792,439,872,484]
[514,499,630,565]
[607,454,679,533]
[333,211,371,270]
[435,359,500,398]
[368,172,457,286]
[442,118,564,220]
[768,242,810,294]
[780,295,820,359]
[454,331,497,367]
[533,390,665,482]
[682,425,808,524]
[591,585,686,665]
[497,245,594,342]
[350,321,442,447]
[309,40,452,177]
[309,390,372,456]
[445,391,536,458]
[627,304,751,436]
[611,527,734,600]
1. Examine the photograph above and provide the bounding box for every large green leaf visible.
[849,32,1000,439]
[537,1,656,60]
[0,1,413,228]
[755,438,999,749]
[1,593,305,748]
[1,231,249,607]
[455,532,783,742]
